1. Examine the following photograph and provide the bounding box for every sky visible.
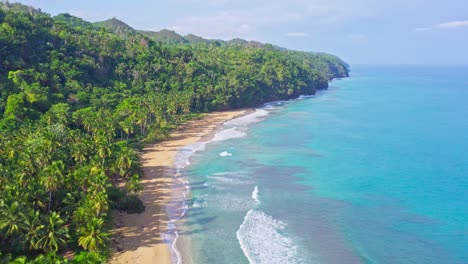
[11,0,468,64]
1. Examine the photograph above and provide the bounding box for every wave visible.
[166,103,288,263]
[212,108,272,143]
[252,185,260,204]
[174,142,207,169]
[219,151,233,157]
[224,109,270,127]
[207,172,253,185]
[237,209,299,264]
[212,127,247,142]
[192,199,206,208]
[167,141,211,264]
[298,94,315,100]
[263,100,287,109]
[164,222,182,264]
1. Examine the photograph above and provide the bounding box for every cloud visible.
[436,20,468,29]
[163,0,376,40]
[168,13,254,39]
[285,32,310,37]
[166,8,305,40]
[416,20,468,31]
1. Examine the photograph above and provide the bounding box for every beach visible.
[109,109,249,264]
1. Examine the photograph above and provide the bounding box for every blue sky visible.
[13,0,468,64]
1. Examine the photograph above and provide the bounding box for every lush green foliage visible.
[94,18,136,39]
[138,29,189,44]
[0,2,348,262]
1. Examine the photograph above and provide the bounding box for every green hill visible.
[54,13,95,30]
[184,33,215,44]
[0,1,42,16]
[94,17,136,37]
[138,28,187,43]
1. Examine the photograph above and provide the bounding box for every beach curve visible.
[109,109,249,264]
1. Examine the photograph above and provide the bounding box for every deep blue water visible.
[176,66,468,264]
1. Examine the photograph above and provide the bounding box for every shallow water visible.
[177,65,468,264]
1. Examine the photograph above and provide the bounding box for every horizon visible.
[9,0,468,65]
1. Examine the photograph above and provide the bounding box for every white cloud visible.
[416,20,468,31]
[169,13,254,39]
[436,20,468,29]
[285,32,310,37]
[162,0,376,40]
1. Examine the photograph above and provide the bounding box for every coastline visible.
[109,109,249,264]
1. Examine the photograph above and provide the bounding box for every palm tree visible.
[72,107,95,135]
[42,129,63,154]
[0,201,26,236]
[85,192,108,218]
[42,103,70,126]
[69,132,90,164]
[39,161,65,212]
[114,146,137,179]
[126,175,143,193]
[97,108,117,141]
[36,212,69,253]
[118,117,135,141]
[77,217,108,251]
[23,210,44,250]
[94,135,112,166]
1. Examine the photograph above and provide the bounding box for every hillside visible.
[94,17,136,37]
[0,2,348,263]
[184,33,215,44]
[138,29,187,44]
[54,13,95,30]
[91,18,306,52]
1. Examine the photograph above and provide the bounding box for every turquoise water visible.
[177,66,468,264]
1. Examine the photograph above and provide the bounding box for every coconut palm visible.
[23,210,44,250]
[70,135,90,164]
[36,212,69,252]
[0,201,26,236]
[113,145,138,179]
[77,217,107,251]
[39,161,65,212]
[94,135,112,166]
[125,175,143,193]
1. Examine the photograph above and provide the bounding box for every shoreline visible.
[109,109,250,264]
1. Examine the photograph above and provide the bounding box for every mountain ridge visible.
[91,17,299,51]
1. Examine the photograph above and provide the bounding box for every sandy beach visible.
[109,109,248,264]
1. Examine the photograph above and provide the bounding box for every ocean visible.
[174,65,468,264]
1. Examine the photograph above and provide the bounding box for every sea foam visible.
[212,127,246,142]
[298,94,315,100]
[237,209,298,264]
[168,106,279,263]
[219,151,233,156]
[192,199,206,208]
[207,172,253,185]
[224,109,270,127]
[174,142,207,169]
[252,185,260,204]
[167,141,210,264]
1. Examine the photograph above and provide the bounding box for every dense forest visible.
[0,2,349,263]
